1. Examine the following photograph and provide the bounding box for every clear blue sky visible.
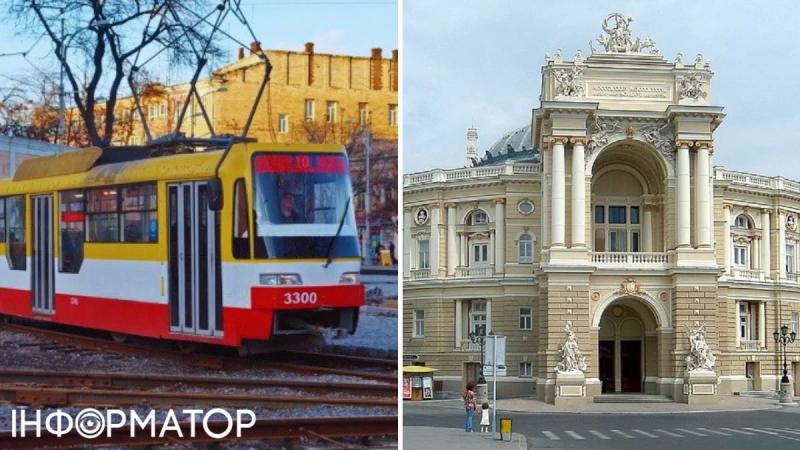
[0,0,397,88]
[404,0,800,179]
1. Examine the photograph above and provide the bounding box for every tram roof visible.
[0,140,346,195]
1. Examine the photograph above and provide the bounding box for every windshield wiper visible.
[323,196,351,268]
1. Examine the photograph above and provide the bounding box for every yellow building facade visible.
[114,42,398,146]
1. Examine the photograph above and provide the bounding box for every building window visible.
[733,244,749,268]
[326,101,338,123]
[519,362,532,378]
[5,196,25,270]
[787,244,796,274]
[469,210,488,225]
[304,99,315,120]
[469,300,487,336]
[60,190,85,273]
[389,104,397,126]
[793,312,799,334]
[518,234,533,263]
[734,214,750,229]
[519,307,532,330]
[414,310,425,337]
[359,103,369,126]
[472,243,488,266]
[418,239,430,269]
[278,114,289,134]
[738,302,759,341]
[120,184,157,243]
[593,204,640,252]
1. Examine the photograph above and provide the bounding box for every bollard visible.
[499,417,512,441]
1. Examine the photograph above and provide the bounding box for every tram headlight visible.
[339,272,360,285]
[259,273,302,286]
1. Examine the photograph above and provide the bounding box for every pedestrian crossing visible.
[534,426,800,442]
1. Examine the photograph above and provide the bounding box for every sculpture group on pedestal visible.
[685,324,716,372]
[555,321,587,373]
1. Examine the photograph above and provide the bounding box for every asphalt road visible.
[405,401,800,449]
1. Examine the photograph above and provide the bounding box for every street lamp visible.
[773,324,797,405]
[469,329,487,384]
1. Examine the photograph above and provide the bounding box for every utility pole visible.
[362,128,372,264]
[57,13,65,147]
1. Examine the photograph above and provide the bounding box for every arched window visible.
[468,210,489,225]
[518,234,533,263]
[734,214,751,229]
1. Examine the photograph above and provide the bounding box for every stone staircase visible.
[593,393,674,403]
[734,390,778,399]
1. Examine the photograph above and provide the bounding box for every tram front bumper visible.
[251,284,364,335]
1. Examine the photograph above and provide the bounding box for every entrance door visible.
[31,195,55,314]
[620,340,642,392]
[168,182,223,336]
[464,362,481,387]
[599,340,615,393]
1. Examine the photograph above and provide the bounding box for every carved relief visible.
[586,116,674,164]
[617,277,642,296]
[553,66,584,98]
[679,71,708,101]
[555,322,587,374]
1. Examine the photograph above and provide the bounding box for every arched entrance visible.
[597,297,660,393]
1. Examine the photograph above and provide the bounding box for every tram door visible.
[31,195,55,314]
[168,182,223,336]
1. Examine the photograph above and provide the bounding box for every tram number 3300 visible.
[283,292,318,305]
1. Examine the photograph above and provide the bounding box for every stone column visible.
[762,209,771,278]
[675,141,692,247]
[759,301,766,348]
[495,199,505,273]
[542,145,550,248]
[403,208,412,278]
[430,206,440,276]
[570,138,586,247]
[551,137,567,247]
[642,205,653,252]
[779,210,787,280]
[446,204,457,276]
[455,299,463,349]
[486,299,492,333]
[695,142,712,247]
[723,204,732,275]
[753,237,760,271]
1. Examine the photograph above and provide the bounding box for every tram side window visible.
[6,196,25,270]
[121,184,157,243]
[60,190,85,273]
[0,198,5,243]
[86,188,120,242]
[232,179,251,259]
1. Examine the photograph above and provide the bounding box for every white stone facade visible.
[403,13,800,404]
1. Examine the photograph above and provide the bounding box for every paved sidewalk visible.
[417,395,784,414]
[404,426,527,450]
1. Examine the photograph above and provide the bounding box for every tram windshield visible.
[252,153,359,259]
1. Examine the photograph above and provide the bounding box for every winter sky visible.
[404,0,800,177]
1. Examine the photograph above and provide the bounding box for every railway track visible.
[0,415,398,449]
[0,321,397,383]
[0,368,396,398]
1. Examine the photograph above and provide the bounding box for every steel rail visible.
[0,368,396,397]
[0,385,398,409]
[0,415,398,449]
